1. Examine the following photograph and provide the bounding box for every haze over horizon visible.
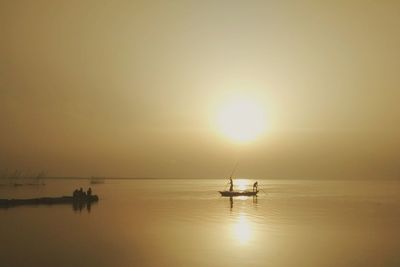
[1,1,400,179]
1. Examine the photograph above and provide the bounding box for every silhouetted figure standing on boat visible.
[253,181,258,192]
[73,189,79,199]
[229,178,234,192]
[87,187,92,197]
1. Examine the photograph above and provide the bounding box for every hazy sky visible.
[1,0,400,179]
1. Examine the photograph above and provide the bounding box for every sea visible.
[0,178,399,267]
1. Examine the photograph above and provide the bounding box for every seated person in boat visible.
[73,188,91,200]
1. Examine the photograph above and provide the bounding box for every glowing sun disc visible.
[217,98,266,143]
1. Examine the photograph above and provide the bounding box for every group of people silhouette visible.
[73,187,92,200]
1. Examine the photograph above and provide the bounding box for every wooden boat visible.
[219,162,259,197]
[0,195,99,208]
[219,190,258,197]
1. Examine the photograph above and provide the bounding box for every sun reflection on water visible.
[232,214,252,245]
[234,179,251,191]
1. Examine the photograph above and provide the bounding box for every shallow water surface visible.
[1,179,399,267]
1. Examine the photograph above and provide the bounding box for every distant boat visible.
[90,177,105,184]
[219,162,259,197]
[219,190,258,197]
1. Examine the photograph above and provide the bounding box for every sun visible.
[216,97,266,143]
[234,178,250,191]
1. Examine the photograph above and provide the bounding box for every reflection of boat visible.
[219,190,258,197]
[228,195,258,209]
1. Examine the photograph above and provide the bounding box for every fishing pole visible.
[260,188,268,194]
[229,161,239,179]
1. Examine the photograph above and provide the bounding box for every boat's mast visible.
[229,162,239,179]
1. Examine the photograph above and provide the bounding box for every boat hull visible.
[219,190,258,197]
[0,195,99,208]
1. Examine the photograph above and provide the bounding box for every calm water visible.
[1,179,400,267]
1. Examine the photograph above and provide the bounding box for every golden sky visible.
[1,0,400,178]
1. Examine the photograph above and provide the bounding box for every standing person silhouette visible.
[229,178,234,192]
[253,181,258,192]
